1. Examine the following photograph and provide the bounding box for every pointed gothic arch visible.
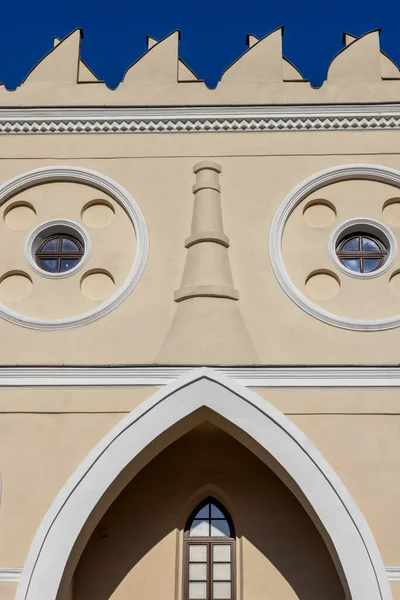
[16,368,391,600]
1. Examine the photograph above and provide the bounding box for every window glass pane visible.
[342,258,361,272]
[62,238,80,252]
[213,582,231,599]
[213,564,231,581]
[363,258,381,273]
[190,520,209,537]
[341,237,359,251]
[362,237,380,252]
[211,520,230,537]
[190,545,207,562]
[195,504,210,519]
[189,563,207,581]
[60,259,80,272]
[189,582,207,599]
[41,238,60,252]
[213,545,231,562]
[210,504,225,519]
[39,258,58,272]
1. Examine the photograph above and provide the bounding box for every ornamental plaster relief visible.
[0,169,147,330]
[2,28,400,106]
[271,165,400,331]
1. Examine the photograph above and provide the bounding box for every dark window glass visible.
[336,233,387,274]
[184,498,235,600]
[35,235,84,274]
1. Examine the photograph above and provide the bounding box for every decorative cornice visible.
[1,566,399,583]
[2,104,400,134]
[1,365,400,388]
[386,567,400,582]
[0,568,22,582]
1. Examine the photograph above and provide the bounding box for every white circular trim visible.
[0,166,148,330]
[269,164,400,331]
[328,218,397,279]
[24,219,91,279]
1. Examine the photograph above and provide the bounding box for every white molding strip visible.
[1,104,400,134]
[1,365,400,389]
[386,567,400,582]
[0,568,22,582]
[1,566,400,583]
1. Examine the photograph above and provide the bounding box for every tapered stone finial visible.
[156,160,259,364]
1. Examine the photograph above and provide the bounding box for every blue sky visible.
[0,0,399,90]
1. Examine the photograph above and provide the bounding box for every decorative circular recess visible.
[0,272,32,302]
[81,270,115,300]
[389,271,400,298]
[4,202,36,230]
[382,198,400,226]
[302,200,336,228]
[0,166,148,330]
[25,220,91,279]
[269,164,400,331]
[305,270,340,301]
[81,200,115,228]
[328,219,396,279]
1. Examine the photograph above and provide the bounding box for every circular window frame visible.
[25,219,91,279]
[0,166,148,331]
[328,218,396,279]
[269,164,400,331]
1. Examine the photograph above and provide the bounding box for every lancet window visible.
[184,498,235,600]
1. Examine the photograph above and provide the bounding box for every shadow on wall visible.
[73,423,345,600]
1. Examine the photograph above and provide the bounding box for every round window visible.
[329,219,396,279]
[336,233,388,274]
[25,220,91,278]
[35,234,84,274]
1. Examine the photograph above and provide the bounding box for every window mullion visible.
[208,542,212,600]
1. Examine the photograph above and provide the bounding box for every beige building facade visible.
[1,25,400,600]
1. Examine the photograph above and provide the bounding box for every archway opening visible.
[71,422,346,600]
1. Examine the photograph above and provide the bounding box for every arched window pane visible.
[190,519,209,537]
[210,520,230,537]
[195,504,210,519]
[62,237,80,252]
[42,238,60,252]
[210,503,225,518]
[342,237,359,251]
[362,237,380,251]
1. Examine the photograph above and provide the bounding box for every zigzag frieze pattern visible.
[1,115,400,134]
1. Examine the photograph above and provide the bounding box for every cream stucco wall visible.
[2,133,400,362]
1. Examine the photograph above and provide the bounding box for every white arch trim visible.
[16,368,391,600]
[0,166,148,330]
[269,163,400,331]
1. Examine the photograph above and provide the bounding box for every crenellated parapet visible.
[2,27,400,105]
